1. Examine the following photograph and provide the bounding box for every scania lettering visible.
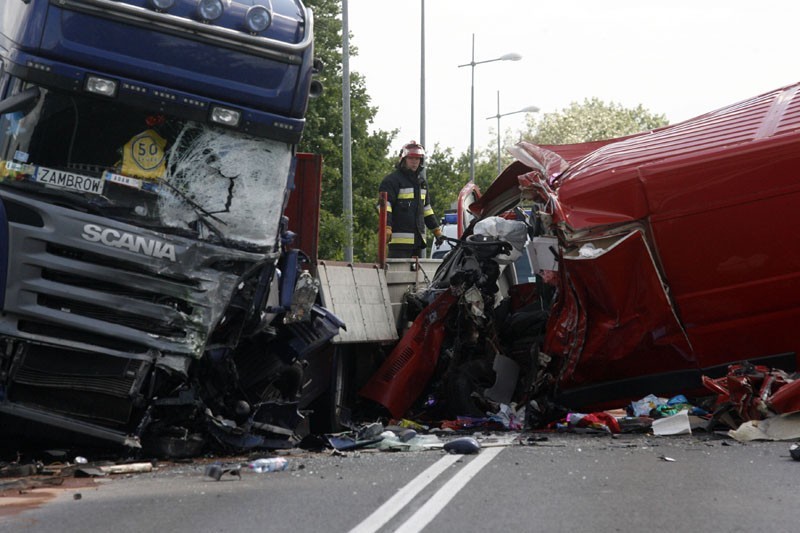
[0,0,340,456]
[81,224,177,262]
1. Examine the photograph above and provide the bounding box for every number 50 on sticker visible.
[122,129,166,179]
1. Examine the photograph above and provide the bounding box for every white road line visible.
[348,453,462,533]
[393,446,504,533]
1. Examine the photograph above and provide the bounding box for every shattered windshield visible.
[0,85,291,249]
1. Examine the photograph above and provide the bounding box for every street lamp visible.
[487,91,539,175]
[457,33,521,182]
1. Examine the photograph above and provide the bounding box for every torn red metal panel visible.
[769,379,800,414]
[538,137,638,165]
[702,364,799,421]
[359,290,457,418]
[468,160,533,219]
[455,182,481,237]
[549,230,692,389]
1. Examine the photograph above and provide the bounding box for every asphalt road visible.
[1,432,797,533]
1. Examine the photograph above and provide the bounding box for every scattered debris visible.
[204,464,242,481]
[443,437,481,455]
[652,411,692,436]
[248,457,289,473]
[74,468,105,478]
[326,435,384,452]
[790,443,800,461]
[703,363,800,426]
[727,412,800,442]
[96,463,154,475]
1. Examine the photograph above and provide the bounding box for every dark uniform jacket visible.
[379,165,439,254]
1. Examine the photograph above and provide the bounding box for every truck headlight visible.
[210,106,241,127]
[196,0,224,21]
[244,5,272,33]
[85,76,118,98]
[149,0,175,10]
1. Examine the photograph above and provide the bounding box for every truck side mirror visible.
[0,86,41,116]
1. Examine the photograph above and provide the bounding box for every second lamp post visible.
[458,34,521,183]
[487,91,539,175]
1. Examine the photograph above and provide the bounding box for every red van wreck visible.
[361,82,800,420]
[477,81,800,409]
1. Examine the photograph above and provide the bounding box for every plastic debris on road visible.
[790,443,800,461]
[248,457,289,473]
[728,412,800,442]
[652,410,692,436]
[204,464,241,481]
[443,437,481,455]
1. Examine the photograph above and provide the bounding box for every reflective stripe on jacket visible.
[379,166,439,249]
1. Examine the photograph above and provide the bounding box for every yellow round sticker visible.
[122,129,166,179]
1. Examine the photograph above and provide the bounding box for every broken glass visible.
[0,84,291,250]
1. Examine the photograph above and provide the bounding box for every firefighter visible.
[379,141,444,258]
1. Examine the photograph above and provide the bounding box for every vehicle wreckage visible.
[360,81,800,426]
[0,0,346,457]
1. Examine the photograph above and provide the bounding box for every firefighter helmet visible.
[399,141,425,162]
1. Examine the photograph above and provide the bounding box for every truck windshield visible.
[0,85,291,250]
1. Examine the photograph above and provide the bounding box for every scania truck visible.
[0,0,340,455]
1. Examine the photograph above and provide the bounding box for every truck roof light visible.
[244,5,272,33]
[149,0,176,11]
[210,106,241,127]
[196,0,224,22]
[85,76,118,98]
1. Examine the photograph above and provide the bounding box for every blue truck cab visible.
[0,0,339,454]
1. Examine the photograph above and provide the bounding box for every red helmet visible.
[399,141,425,162]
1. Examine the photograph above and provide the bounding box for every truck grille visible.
[38,294,187,338]
[41,267,193,313]
[9,342,149,426]
[0,192,263,357]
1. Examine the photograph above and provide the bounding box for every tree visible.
[522,98,668,145]
[300,0,396,262]
[425,143,507,221]
[425,146,468,220]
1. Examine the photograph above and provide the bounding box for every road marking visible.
[348,453,461,533]
[393,446,504,533]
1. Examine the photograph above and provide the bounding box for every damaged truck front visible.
[0,0,339,454]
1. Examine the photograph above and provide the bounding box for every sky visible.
[346,0,800,157]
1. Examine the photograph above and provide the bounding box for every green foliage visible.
[318,209,346,260]
[297,4,667,261]
[424,146,497,226]
[424,146,467,219]
[300,0,395,262]
[523,98,668,145]
[472,148,502,193]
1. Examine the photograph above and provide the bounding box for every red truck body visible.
[472,81,800,406]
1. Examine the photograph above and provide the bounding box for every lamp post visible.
[420,0,426,146]
[487,91,539,175]
[342,0,352,262]
[457,34,521,182]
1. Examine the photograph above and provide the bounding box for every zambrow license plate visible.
[36,166,103,194]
